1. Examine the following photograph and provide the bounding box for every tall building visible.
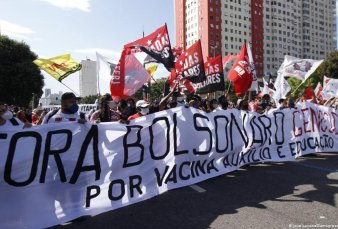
[263,0,303,75]
[79,59,97,97]
[175,0,222,60]
[174,0,337,78]
[301,0,337,59]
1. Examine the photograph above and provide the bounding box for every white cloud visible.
[74,48,121,61]
[39,0,91,12]
[0,19,35,39]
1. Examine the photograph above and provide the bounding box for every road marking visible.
[291,161,338,173]
[189,184,206,193]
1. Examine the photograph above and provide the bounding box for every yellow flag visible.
[146,64,158,77]
[33,54,82,81]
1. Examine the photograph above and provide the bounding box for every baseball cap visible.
[61,92,81,101]
[136,100,150,108]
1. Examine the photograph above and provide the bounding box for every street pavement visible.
[52,152,338,229]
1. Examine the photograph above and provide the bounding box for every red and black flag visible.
[175,40,205,84]
[193,55,225,94]
[124,24,175,71]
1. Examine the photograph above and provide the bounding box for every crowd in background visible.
[1,84,338,129]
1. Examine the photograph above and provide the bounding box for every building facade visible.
[174,0,337,78]
[39,89,63,107]
[79,59,97,97]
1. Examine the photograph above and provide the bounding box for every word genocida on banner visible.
[0,105,337,208]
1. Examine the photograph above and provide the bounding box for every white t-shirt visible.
[0,118,24,129]
[42,109,85,124]
[212,107,224,112]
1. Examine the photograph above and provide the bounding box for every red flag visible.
[227,43,253,96]
[110,50,150,101]
[124,24,174,70]
[304,86,315,100]
[166,69,179,89]
[183,80,195,94]
[175,40,205,83]
[110,49,126,97]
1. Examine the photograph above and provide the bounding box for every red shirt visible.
[128,113,141,121]
[32,113,39,125]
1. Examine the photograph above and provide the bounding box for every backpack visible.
[46,109,60,123]
[9,118,19,126]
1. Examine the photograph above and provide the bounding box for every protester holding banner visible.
[128,100,150,120]
[117,99,130,124]
[42,92,87,124]
[208,99,219,112]
[90,93,120,123]
[159,83,184,111]
[0,102,29,129]
[31,108,45,125]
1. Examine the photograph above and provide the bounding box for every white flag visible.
[323,75,331,88]
[277,55,323,82]
[273,73,291,104]
[123,53,150,96]
[96,52,117,95]
[246,43,258,92]
[314,82,322,98]
[321,77,338,100]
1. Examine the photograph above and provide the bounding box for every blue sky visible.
[0,0,175,95]
[0,0,337,96]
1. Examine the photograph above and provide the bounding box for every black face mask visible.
[65,103,79,114]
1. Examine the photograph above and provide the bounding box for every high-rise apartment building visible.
[174,0,337,78]
[79,59,97,97]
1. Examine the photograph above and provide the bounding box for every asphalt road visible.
[52,153,338,229]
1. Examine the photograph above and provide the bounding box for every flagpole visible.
[226,81,232,95]
[291,82,304,95]
[60,82,80,96]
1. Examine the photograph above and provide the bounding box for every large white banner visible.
[42,104,97,114]
[1,103,338,228]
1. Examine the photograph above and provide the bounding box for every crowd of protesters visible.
[1,84,338,129]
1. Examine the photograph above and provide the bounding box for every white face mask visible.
[108,101,117,109]
[177,97,184,103]
[2,110,13,120]
[140,108,149,116]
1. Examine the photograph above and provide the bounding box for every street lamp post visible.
[210,45,218,99]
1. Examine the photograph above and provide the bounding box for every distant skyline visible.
[0,0,337,96]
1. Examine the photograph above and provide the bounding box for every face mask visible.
[108,101,117,109]
[67,103,79,114]
[140,108,149,116]
[177,97,184,103]
[2,110,13,120]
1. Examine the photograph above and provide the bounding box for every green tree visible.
[311,51,338,80]
[79,95,99,104]
[133,80,166,101]
[287,51,338,98]
[0,35,44,107]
